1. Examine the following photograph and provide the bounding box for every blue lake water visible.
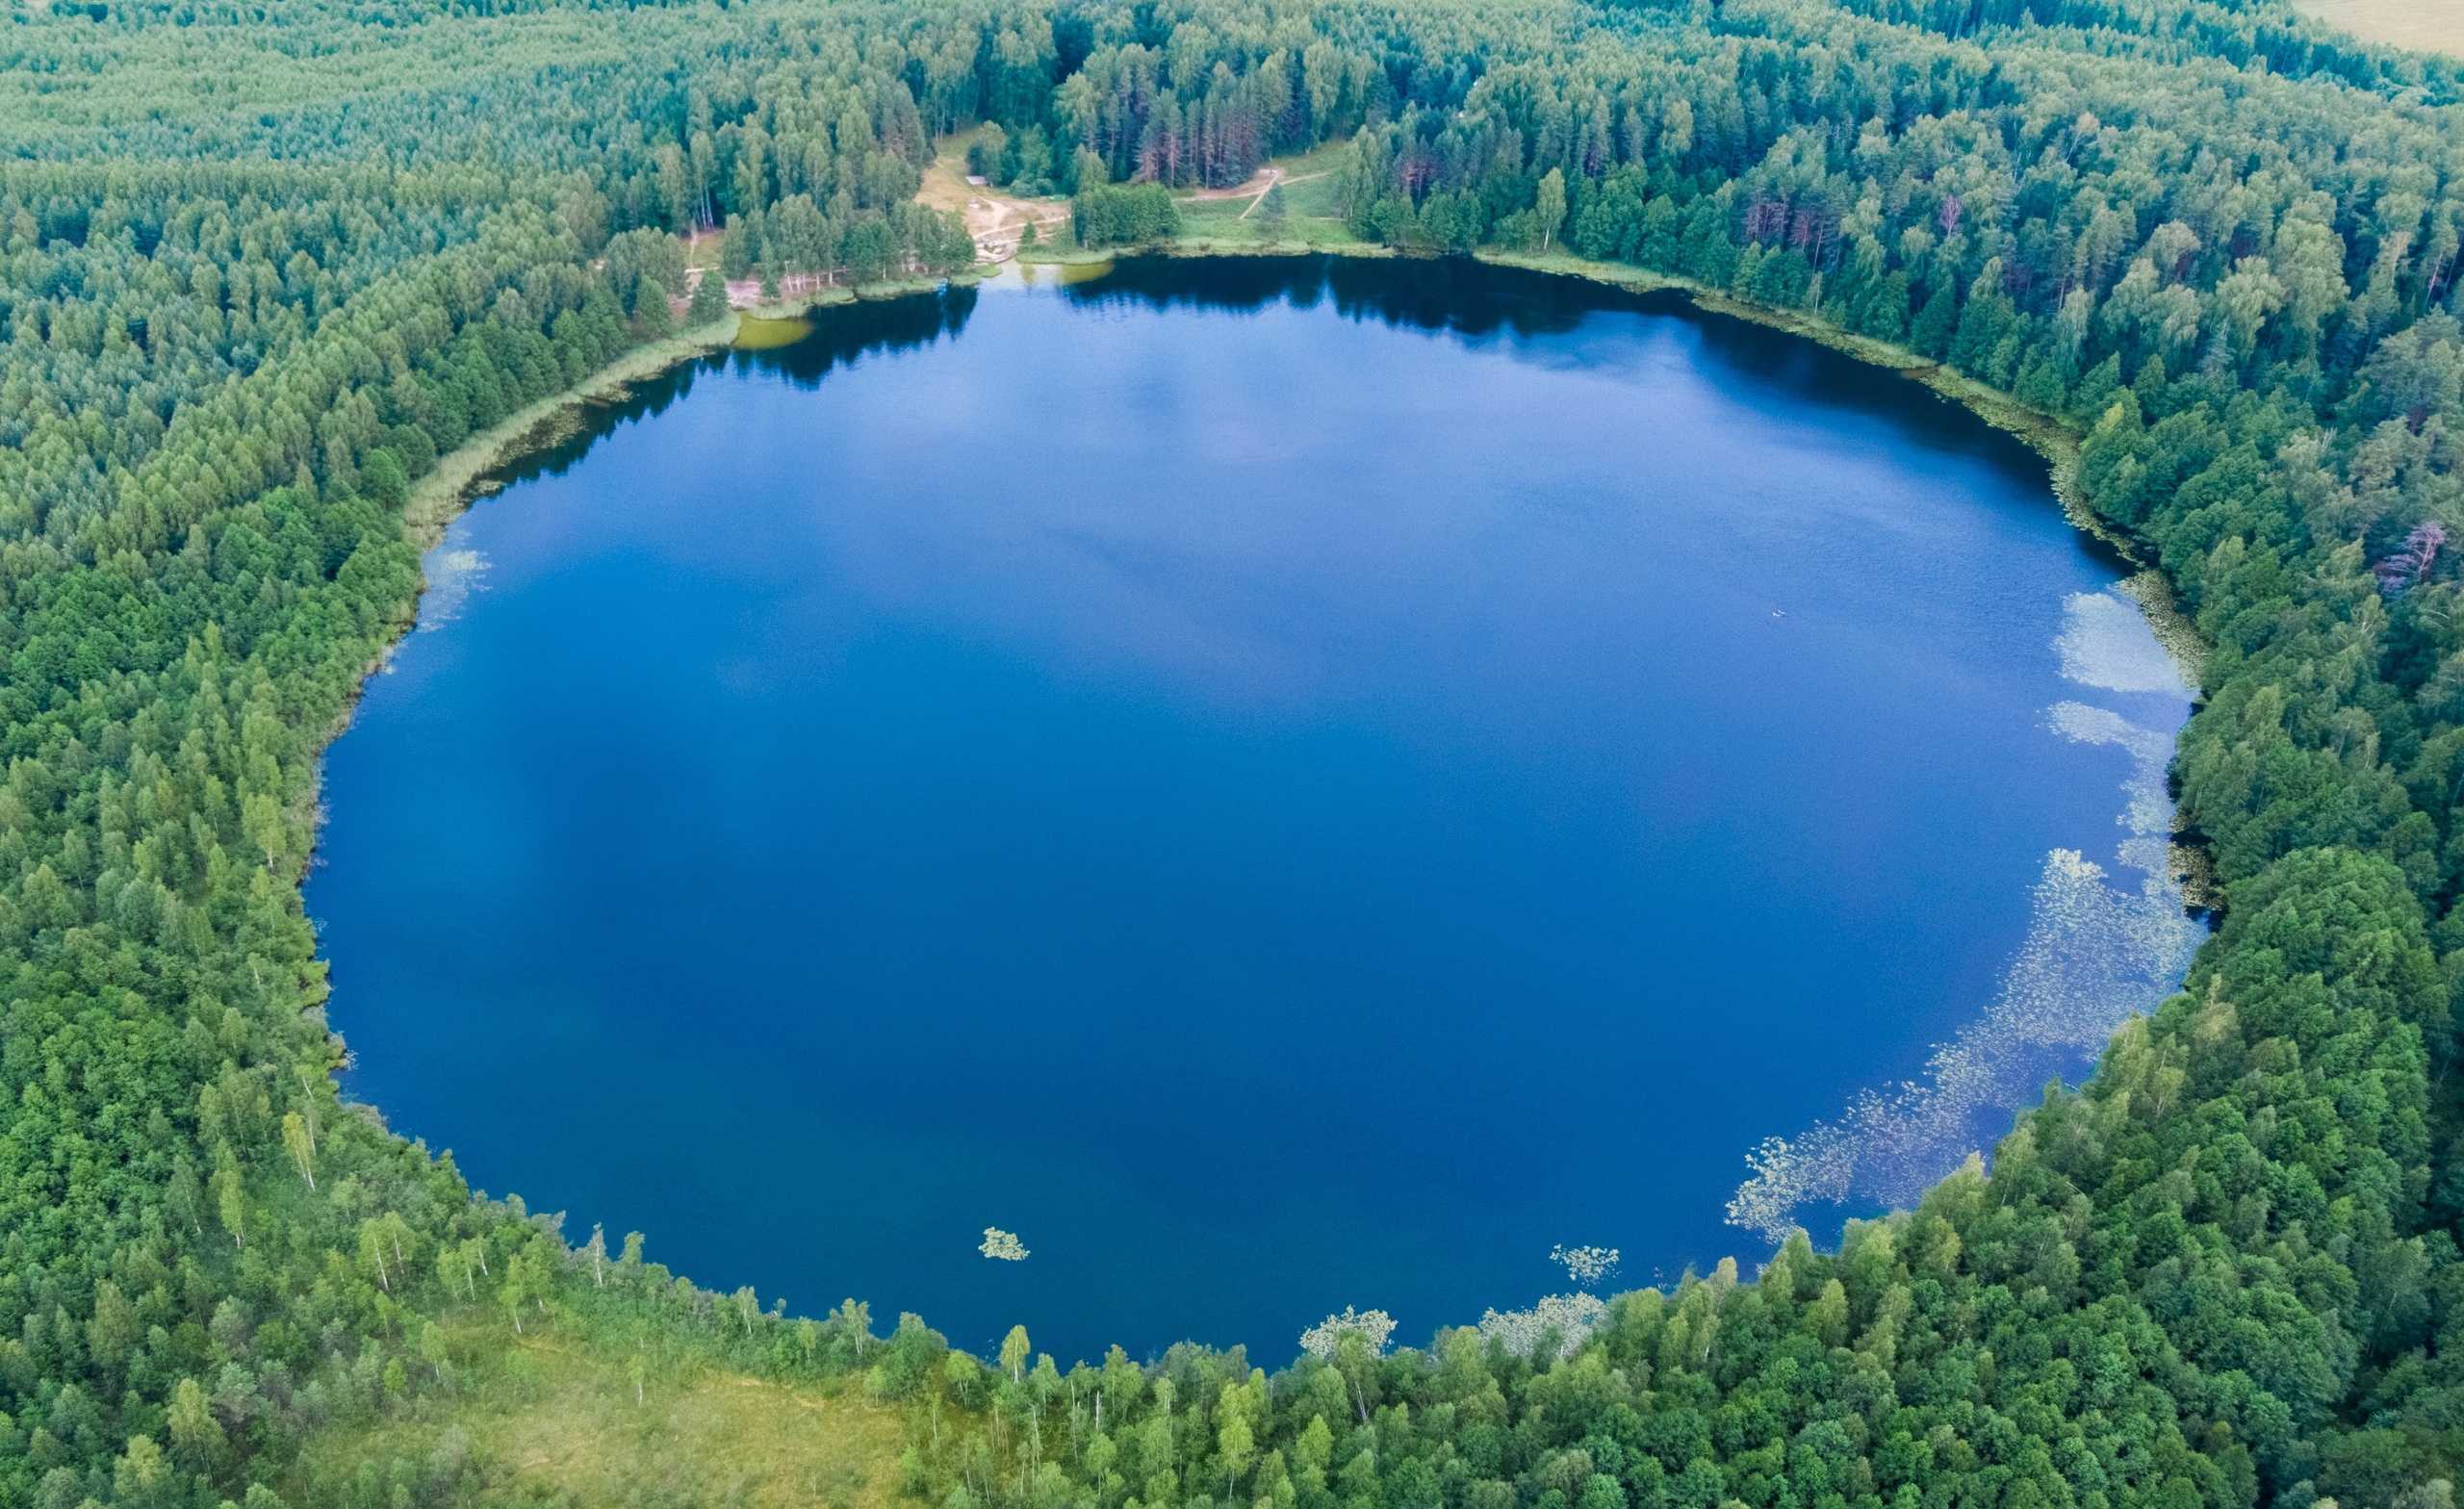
[308,256,2196,1364]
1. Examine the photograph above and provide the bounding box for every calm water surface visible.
[309,258,2194,1362]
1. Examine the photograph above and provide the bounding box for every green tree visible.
[167,1377,222,1471]
[635,274,677,337]
[210,1161,245,1250]
[1534,167,1567,254]
[969,124,1010,183]
[689,269,731,326]
[838,1297,874,1358]
[281,1111,316,1189]
[1910,283,1959,358]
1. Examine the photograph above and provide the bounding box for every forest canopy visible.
[6,0,2464,1506]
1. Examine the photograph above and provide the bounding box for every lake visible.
[307,256,2197,1364]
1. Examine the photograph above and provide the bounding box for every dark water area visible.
[308,257,2194,1364]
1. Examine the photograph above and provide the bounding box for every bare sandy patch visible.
[920,150,1069,262]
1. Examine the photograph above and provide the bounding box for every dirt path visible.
[965,194,1071,262]
[918,154,1069,262]
[1238,167,1285,219]
[1183,166,1334,219]
[1186,165,1279,203]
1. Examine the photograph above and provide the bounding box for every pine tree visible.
[1911,283,1959,359]
[688,269,730,326]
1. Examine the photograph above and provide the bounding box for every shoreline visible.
[307,234,2227,1337]
[403,234,2216,743]
[302,311,747,1024]
[313,278,982,944]
[401,316,744,555]
[400,272,978,558]
[382,240,2218,922]
[1038,235,2221,895]
[1029,239,2146,547]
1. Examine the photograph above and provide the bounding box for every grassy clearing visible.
[1176,195,1255,224]
[1277,171,1348,220]
[286,1323,910,1509]
[1179,217,1367,252]
[1270,141,1358,176]
[1157,202,1348,251]
[2293,0,2462,58]
[917,126,1000,217]
[1170,143,1355,223]
[733,313,817,348]
[921,128,1072,258]
[1155,150,1371,254]
[1261,142,1356,219]
[1017,214,1373,262]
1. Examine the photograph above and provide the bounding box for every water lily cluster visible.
[1727,591,2200,1241]
[1549,1243,1620,1287]
[1476,1292,1607,1362]
[1299,1306,1397,1360]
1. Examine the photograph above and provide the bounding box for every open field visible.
[286,1327,910,1509]
[1166,194,1359,251]
[920,128,1071,260]
[1175,141,1354,216]
[2294,0,2462,57]
[1145,142,1360,251]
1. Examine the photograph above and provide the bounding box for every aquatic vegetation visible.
[1548,1243,1620,1287]
[1728,593,2200,1240]
[421,549,491,631]
[1298,1307,1396,1361]
[732,315,816,351]
[2053,588,2190,697]
[978,1228,1029,1261]
[1475,1292,1605,1362]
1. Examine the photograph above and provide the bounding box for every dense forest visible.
[7,0,2464,1504]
